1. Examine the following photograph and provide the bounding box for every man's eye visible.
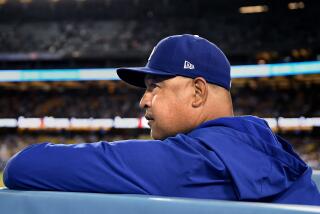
[151,83,159,88]
[146,83,158,92]
[149,83,159,89]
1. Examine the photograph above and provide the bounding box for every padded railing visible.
[0,170,319,214]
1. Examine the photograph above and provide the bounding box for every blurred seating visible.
[0,12,319,63]
[0,81,319,118]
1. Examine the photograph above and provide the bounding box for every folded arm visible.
[3,136,230,198]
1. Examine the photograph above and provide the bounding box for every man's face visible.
[139,74,195,140]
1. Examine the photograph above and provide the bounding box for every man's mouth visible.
[145,115,154,121]
[145,114,154,126]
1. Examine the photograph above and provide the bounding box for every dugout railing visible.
[0,170,319,214]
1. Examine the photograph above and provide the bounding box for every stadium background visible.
[0,0,319,187]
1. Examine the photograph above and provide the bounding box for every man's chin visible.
[150,129,171,140]
[150,129,162,140]
[150,132,159,140]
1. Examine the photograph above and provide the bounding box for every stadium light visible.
[288,2,305,10]
[0,0,7,5]
[239,5,268,14]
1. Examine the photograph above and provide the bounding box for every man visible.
[3,34,320,205]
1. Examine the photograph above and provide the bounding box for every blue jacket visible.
[3,116,320,205]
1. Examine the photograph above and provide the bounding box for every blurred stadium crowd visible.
[0,15,318,62]
[0,0,319,68]
[0,82,144,118]
[0,80,320,118]
[0,0,320,174]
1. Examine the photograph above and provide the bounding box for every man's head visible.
[117,34,233,140]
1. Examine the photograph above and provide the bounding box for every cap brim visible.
[116,66,175,88]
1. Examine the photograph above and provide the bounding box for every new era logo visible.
[184,60,195,70]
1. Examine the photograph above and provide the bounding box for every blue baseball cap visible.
[116,34,231,90]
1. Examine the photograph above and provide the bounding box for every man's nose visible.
[139,91,151,109]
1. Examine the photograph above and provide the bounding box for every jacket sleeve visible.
[3,135,229,196]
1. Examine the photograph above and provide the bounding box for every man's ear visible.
[192,77,208,108]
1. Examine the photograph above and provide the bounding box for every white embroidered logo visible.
[184,60,195,70]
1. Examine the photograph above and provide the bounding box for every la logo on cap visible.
[184,60,195,70]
